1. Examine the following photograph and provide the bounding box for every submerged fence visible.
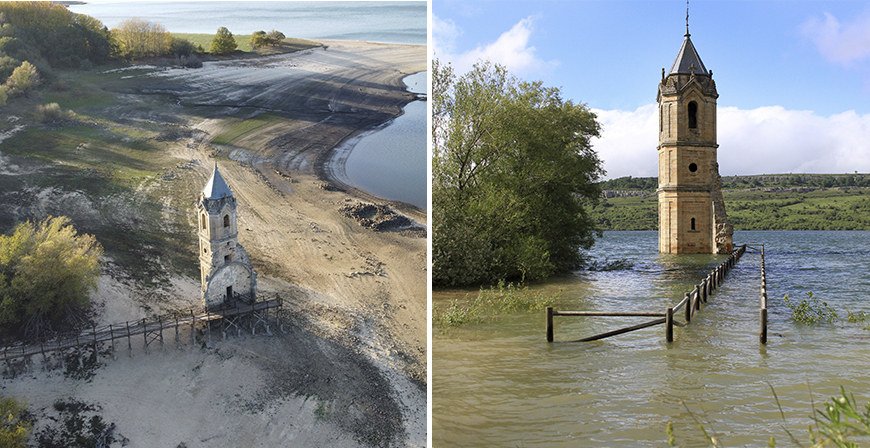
[546,244,748,344]
[2,297,282,363]
[759,244,768,344]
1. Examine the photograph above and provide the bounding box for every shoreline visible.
[323,71,426,214]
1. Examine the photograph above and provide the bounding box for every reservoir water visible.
[68,1,426,45]
[433,230,870,446]
[341,72,426,209]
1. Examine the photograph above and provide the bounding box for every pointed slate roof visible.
[668,33,709,76]
[203,165,233,199]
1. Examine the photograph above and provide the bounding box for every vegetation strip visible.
[590,175,870,231]
[546,245,748,343]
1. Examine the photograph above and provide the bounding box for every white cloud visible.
[800,10,870,66]
[593,104,870,179]
[592,105,659,179]
[432,14,559,78]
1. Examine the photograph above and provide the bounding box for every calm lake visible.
[433,230,870,447]
[341,72,426,209]
[68,1,426,45]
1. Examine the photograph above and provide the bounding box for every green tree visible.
[110,17,169,60]
[168,36,198,58]
[3,60,37,97]
[250,30,268,48]
[209,26,237,55]
[251,30,286,49]
[267,29,285,42]
[0,216,103,338]
[0,396,29,448]
[433,59,604,286]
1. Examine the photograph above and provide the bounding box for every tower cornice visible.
[658,142,720,150]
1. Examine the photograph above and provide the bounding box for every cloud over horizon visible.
[593,104,870,180]
[432,15,559,78]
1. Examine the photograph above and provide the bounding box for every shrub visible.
[168,36,197,56]
[0,216,103,338]
[0,396,30,448]
[36,102,73,122]
[175,53,202,68]
[4,60,38,96]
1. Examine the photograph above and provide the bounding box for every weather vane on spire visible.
[686,0,690,36]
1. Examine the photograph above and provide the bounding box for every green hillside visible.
[589,174,870,231]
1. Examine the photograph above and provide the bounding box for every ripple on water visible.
[434,231,870,447]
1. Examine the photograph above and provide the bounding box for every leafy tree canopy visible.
[250,29,285,49]
[0,216,103,339]
[0,1,112,69]
[111,17,170,60]
[209,26,237,55]
[3,60,37,97]
[433,59,605,287]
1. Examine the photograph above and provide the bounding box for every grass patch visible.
[669,385,870,447]
[173,33,321,55]
[0,72,200,287]
[211,113,285,146]
[433,281,561,329]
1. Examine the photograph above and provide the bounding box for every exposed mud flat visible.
[0,41,426,447]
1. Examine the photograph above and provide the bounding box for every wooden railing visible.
[1,296,282,363]
[546,245,747,343]
[759,244,768,344]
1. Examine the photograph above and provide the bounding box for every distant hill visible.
[598,174,870,192]
[589,174,870,231]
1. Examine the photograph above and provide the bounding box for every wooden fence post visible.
[546,307,554,342]
[143,318,149,354]
[666,307,674,342]
[109,324,116,360]
[684,292,692,322]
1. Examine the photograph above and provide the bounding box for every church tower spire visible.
[657,24,732,254]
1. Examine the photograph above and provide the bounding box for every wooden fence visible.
[2,297,282,363]
[546,245,748,343]
[759,244,768,344]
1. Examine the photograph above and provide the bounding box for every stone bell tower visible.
[197,164,257,309]
[657,25,732,254]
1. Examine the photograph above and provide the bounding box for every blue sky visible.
[432,0,870,179]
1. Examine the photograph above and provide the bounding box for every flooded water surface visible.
[433,231,870,447]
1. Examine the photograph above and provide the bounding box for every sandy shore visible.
[1,41,426,447]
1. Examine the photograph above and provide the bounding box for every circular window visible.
[689,163,698,173]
